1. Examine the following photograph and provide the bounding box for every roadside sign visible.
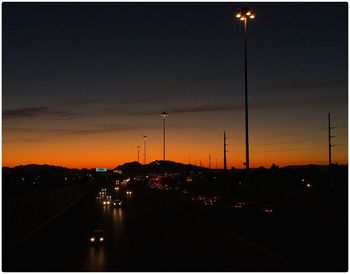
[96,168,108,172]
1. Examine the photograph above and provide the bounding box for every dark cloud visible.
[3,137,48,143]
[120,98,151,104]
[288,79,347,90]
[262,79,347,94]
[254,94,344,110]
[94,106,130,116]
[68,98,105,106]
[4,121,210,137]
[131,94,343,115]
[4,93,343,124]
[54,124,159,135]
[4,123,158,136]
[174,72,230,86]
[135,104,242,116]
[3,106,75,119]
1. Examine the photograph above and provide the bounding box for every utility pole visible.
[224,131,227,171]
[328,113,335,168]
[209,154,211,168]
[160,112,168,161]
[199,160,202,167]
[216,158,218,169]
[137,146,140,163]
[143,136,147,164]
[189,154,191,165]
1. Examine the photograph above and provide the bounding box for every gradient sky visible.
[3,2,348,169]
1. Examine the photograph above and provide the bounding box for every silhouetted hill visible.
[114,160,210,175]
[2,164,96,196]
[3,164,79,176]
[147,160,207,173]
[114,161,145,175]
[284,164,331,172]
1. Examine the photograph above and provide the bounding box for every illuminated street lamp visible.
[143,135,147,164]
[160,112,168,161]
[235,7,255,171]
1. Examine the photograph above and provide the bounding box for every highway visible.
[3,176,347,271]
[3,181,280,271]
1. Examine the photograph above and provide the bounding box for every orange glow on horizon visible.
[3,127,348,169]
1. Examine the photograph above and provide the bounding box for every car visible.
[89,229,104,245]
[233,201,246,209]
[126,190,132,195]
[261,208,274,214]
[102,200,111,205]
[113,199,123,207]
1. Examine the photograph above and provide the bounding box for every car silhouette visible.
[89,229,104,245]
[113,199,123,207]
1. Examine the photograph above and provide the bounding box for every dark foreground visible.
[3,178,347,271]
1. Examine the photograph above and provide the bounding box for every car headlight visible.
[100,237,104,241]
[119,202,122,205]
[103,201,106,205]
[107,201,110,204]
[90,237,95,242]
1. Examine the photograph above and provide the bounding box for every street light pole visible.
[244,17,249,171]
[143,135,147,164]
[236,7,255,171]
[137,145,140,163]
[160,112,168,161]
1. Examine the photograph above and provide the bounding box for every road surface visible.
[3,182,281,271]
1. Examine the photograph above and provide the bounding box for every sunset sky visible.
[3,2,348,169]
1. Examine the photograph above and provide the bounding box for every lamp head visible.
[160,112,169,118]
[235,7,255,21]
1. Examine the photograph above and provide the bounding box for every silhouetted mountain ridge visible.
[114,160,210,175]
[3,162,344,176]
[3,164,81,176]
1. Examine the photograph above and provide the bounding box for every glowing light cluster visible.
[235,8,255,21]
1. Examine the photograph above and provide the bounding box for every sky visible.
[2,2,348,169]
